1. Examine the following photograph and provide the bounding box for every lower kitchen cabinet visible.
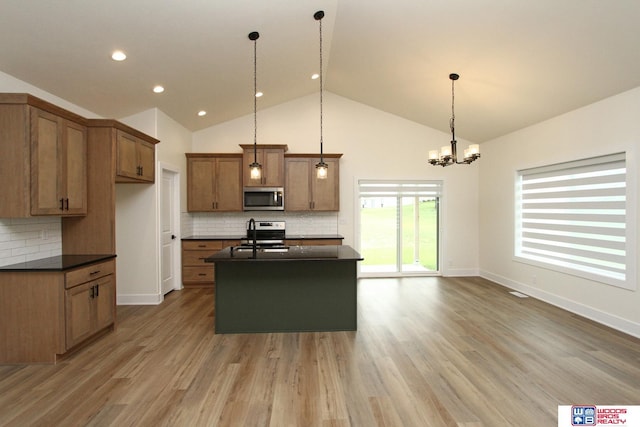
[65,272,115,349]
[182,240,240,287]
[0,257,116,364]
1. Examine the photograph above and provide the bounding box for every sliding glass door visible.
[359,181,441,276]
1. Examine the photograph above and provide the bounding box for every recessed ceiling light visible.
[111,50,127,61]
[255,91,263,98]
[153,85,165,93]
[311,73,320,80]
[197,110,207,117]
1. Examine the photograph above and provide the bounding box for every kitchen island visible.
[206,245,362,334]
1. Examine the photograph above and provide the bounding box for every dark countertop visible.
[206,245,362,262]
[0,254,116,272]
[182,234,344,241]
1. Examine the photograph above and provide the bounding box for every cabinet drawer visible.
[65,260,115,289]
[182,240,224,250]
[182,250,218,266]
[183,266,214,283]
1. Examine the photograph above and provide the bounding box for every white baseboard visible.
[443,268,479,277]
[117,293,163,305]
[480,270,640,340]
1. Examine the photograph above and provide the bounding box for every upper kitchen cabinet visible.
[62,120,160,255]
[115,129,157,183]
[240,144,287,187]
[186,153,243,212]
[285,154,341,211]
[0,93,88,218]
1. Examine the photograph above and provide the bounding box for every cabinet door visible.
[62,120,87,214]
[94,276,115,332]
[284,158,312,211]
[262,148,285,187]
[187,158,216,211]
[65,276,114,349]
[65,281,94,348]
[115,131,139,179]
[243,147,285,187]
[30,108,63,215]
[215,157,243,211]
[137,140,155,182]
[311,157,339,211]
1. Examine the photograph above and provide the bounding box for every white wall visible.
[116,109,191,304]
[479,86,640,338]
[193,92,480,275]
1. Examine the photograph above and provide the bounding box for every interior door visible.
[160,167,179,295]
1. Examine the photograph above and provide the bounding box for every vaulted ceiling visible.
[1,0,639,142]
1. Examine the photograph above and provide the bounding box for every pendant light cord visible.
[318,13,324,162]
[253,35,258,164]
[449,76,456,142]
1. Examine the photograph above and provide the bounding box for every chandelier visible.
[429,73,480,167]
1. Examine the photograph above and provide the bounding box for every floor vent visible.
[509,291,529,298]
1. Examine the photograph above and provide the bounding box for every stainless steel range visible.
[240,220,286,247]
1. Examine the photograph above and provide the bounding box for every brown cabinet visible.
[116,129,156,182]
[186,154,243,212]
[285,154,341,211]
[62,120,159,255]
[0,258,116,364]
[65,261,116,348]
[182,240,240,287]
[0,94,87,217]
[241,144,287,187]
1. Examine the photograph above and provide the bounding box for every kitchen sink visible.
[232,246,290,253]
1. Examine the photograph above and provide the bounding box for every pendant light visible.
[428,73,480,167]
[314,10,328,179]
[248,31,262,180]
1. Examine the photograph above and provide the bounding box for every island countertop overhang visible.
[205,245,363,262]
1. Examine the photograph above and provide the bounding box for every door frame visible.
[355,178,443,278]
[158,162,182,295]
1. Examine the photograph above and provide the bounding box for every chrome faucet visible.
[248,218,257,258]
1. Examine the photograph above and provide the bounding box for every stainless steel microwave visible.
[243,187,284,211]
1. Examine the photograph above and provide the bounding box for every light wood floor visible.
[1,276,639,426]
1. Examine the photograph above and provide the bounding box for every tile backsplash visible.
[183,211,339,237]
[0,217,62,266]
[0,211,338,266]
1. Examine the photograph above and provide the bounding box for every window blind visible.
[515,152,628,286]
[359,180,442,197]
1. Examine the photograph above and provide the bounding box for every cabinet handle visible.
[90,270,101,275]
[60,198,64,211]
[65,198,69,211]
[95,284,99,297]
[139,166,143,176]
[90,285,95,299]
[198,273,207,276]
[197,245,206,248]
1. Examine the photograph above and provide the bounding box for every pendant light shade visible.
[248,31,262,180]
[428,73,480,167]
[314,10,328,179]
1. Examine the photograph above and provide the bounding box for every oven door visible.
[243,187,284,211]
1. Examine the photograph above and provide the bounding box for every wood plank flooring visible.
[1,276,639,426]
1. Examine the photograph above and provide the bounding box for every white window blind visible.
[359,180,442,197]
[515,152,630,287]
